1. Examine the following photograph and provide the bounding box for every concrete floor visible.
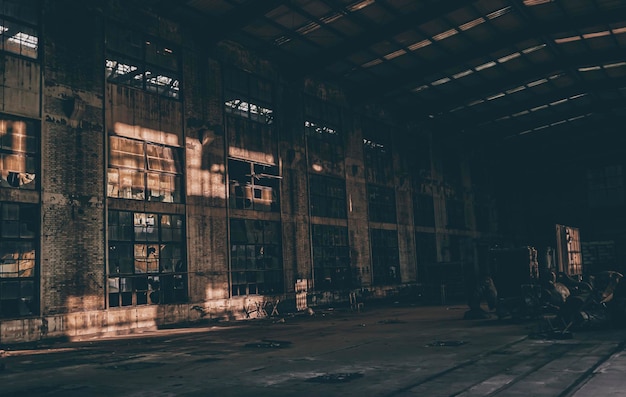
[0,302,624,397]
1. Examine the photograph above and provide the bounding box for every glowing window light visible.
[0,25,7,33]
[8,32,38,49]
[305,120,337,135]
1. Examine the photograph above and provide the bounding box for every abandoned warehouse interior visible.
[0,0,625,343]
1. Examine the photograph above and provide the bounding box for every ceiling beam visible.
[356,6,626,100]
[295,0,478,77]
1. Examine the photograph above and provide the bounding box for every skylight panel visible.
[475,61,496,71]
[362,58,383,68]
[486,7,512,20]
[522,44,547,54]
[578,65,602,72]
[582,30,611,39]
[407,39,432,51]
[8,32,38,48]
[531,104,549,112]
[412,85,429,93]
[486,92,505,101]
[554,35,582,44]
[603,62,626,69]
[431,77,451,86]
[384,49,407,60]
[347,0,375,12]
[523,0,553,6]
[498,52,521,63]
[506,86,526,94]
[432,28,458,42]
[459,17,486,31]
[527,78,548,87]
[452,69,473,79]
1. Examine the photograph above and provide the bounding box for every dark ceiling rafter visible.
[460,82,618,130]
[419,48,626,116]
[295,0,479,77]
[461,97,626,140]
[360,6,626,100]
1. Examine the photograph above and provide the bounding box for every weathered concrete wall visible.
[41,3,105,314]
[0,0,501,343]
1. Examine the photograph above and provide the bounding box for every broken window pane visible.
[108,211,187,307]
[108,136,183,203]
[371,228,400,285]
[229,219,283,296]
[228,158,280,212]
[368,184,397,223]
[105,24,180,99]
[310,174,347,218]
[312,224,351,290]
[0,202,38,318]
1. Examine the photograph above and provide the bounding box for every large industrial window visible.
[368,184,396,223]
[0,117,37,190]
[414,193,435,227]
[0,0,39,59]
[107,136,183,203]
[228,158,280,212]
[371,228,400,285]
[363,121,393,185]
[230,219,283,296]
[446,197,466,229]
[224,68,276,164]
[0,202,37,318]
[312,224,350,290]
[304,96,343,168]
[105,24,180,99]
[416,232,437,265]
[309,174,347,219]
[586,165,624,208]
[108,211,186,307]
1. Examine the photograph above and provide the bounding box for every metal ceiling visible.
[146,0,626,144]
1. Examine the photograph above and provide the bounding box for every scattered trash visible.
[307,372,364,383]
[244,339,292,349]
[425,340,467,347]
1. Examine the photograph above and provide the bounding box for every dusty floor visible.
[0,302,624,397]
